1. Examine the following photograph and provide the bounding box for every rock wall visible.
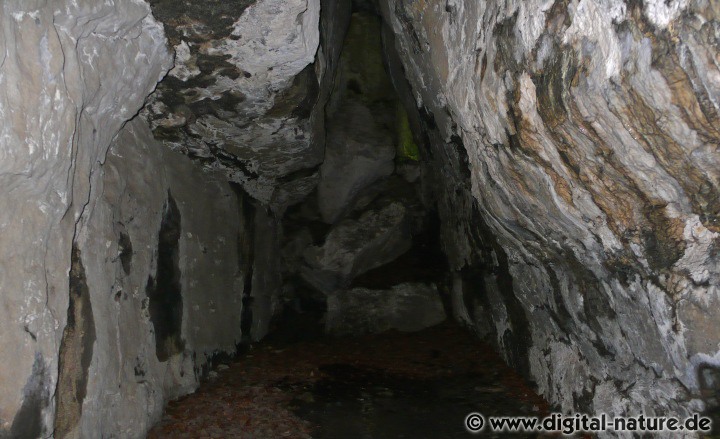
[0,1,247,437]
[67,120,245,437]
[381,0,720,423]
[137,0,355,346]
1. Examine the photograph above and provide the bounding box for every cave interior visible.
[1,0,720,437]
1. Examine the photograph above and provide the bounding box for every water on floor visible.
[148,324,550,438]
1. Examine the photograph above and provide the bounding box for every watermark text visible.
[465,412,712,435]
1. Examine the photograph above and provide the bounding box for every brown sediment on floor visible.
[148,323,550,438]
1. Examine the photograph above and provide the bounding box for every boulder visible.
[326,283,446,336]
[301,202,411,292]
[317,100,396,223]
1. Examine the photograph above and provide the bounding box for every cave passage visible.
[141,3,551,437]
[7,0,717,437]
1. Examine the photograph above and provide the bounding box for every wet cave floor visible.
[148,323,551,438]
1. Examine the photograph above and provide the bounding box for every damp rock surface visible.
[0,1,250,434]
[317,100,396,224]
[0,1,171,435]
[144,0,328,210]
[316,10,400,224]
[67,119,247,437]
[3,0,720,436]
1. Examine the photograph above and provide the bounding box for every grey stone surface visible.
[143,0,349,212]
[317,11,399,224]
[0,2,248,437]
[301,202,412,293]
[4,0,720,436]
[326,283,446,336]
[0,1,171,436]
[72,120,245,437]
[317,99,396,224]
[381,0,720,427]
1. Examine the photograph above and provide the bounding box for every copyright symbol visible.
[465,413,485,432]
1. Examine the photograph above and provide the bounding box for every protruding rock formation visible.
[144,0,328,211]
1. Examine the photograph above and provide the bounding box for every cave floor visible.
[148,323,551,438]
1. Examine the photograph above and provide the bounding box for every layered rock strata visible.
[5,0,720,436]
[381,0,720,423]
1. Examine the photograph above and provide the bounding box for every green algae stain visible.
[396,104,419,161]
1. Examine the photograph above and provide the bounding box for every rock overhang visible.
[144,0,325,210]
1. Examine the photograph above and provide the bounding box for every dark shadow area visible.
[118,231,133,275]
[699,364,720,436]
[231,182,257,345]
[55,244,96,438]
[293,364,538,439]
[351,209,448,289]
[8,354,49,439]
[264,277,328,346]
[147,191,184,362]
[148,323,549,438]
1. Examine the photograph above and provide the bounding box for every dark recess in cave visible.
[147,191,185,362]
[8,354,48,439]
[55,244,96,438]
[351,208,448,290]
[699,364,720,433]
[231,182,257,345]
[118,230,133,275]
[145,0,552,435]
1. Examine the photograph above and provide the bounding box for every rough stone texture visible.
[0,2,247,437]
[301,202,412,293]
[144,0,335,213]
[0,1,170,436]
[381,0,720,426]
[326,283,446,336]
[72,120,245,437]
[9,0,720,435]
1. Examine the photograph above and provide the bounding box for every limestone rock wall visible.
[69,120,245,437]
[381,0,720,422]
[0,1,247,437]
